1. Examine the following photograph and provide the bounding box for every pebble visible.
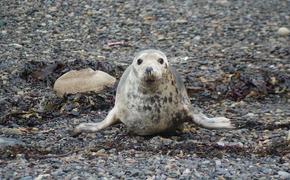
[277,27,290,36]
[215,160,222,167]
[10,43,23,48]
[1,30,7,35]
[216,0,230,5]
[181,168,191,176]
[35,174,51,180]
[193,35,201,43]
[278,171,290,179]
[244,113,256,118]
[0,137,24,148]
[217,141,225,147]
[0,127,23,135]
[202,160,211,164]
[230,101,246,108]
[48,6,58,12]
[19,176,33,180]
[217,176,226,180]
[261,167,273,174]
[175,19,188,24]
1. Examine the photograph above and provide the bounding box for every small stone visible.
[202,160,210,164]
[1,30,7,35]
[71,108,80,116]
[97,149,106,153]
[35,174,51,180]
[217,141,225,147]
[175,19,187,24]
[157,35,165,41]
[0,137,24,148]
[277,27,290,36]
[17,91,24,95]
[244,113,255,118]
[10,43,23,48]
[287,130,290,142]
[216,0,229,5]
[215,160,222,166]
[261,168,272,174]
[184,41,191,47]
[20,176,33,180]
[45,14,52,18]
[217,176,225,180]
[0,20,6,27]
[0,127,23,135]
[278,171,290,179]
[182,168,191,176]
[230,101,246,108]
[193,35,201,43]
[48,6,58,12]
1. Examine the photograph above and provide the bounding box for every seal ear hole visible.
[137,59,143,65]
[158,58,164,65]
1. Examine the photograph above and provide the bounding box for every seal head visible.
[132,49,169,88]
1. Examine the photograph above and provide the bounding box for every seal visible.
[73,49,234,136]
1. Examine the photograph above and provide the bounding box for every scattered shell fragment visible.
[277,27,290,36]
[53,68,116,97]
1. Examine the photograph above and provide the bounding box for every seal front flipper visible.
[190,111,235,129]
[170,65,234,130]
[72,107,120,136]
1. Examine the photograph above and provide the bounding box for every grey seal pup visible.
[74,49,234,136]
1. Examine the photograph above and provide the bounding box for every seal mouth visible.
[143,76,159,85]
[145,79,156,84]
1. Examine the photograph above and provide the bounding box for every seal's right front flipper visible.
[72,107,120,137]
[191,113,235,129]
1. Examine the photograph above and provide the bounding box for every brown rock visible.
[53,68,116,97]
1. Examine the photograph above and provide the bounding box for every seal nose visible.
[145,67,153,75]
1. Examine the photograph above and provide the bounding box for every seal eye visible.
[158,58,164,65]
[137,59,143,65]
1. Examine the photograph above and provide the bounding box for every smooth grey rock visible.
[278,171,290,179]
[0,137,24,148]
[19,176,33,180]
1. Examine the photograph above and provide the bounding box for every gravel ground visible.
[1,0,290,179]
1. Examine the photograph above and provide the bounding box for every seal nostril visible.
[145,67,153,74]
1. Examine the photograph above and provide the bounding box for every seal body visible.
[119,67,188,135]
[74,49,233,136]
